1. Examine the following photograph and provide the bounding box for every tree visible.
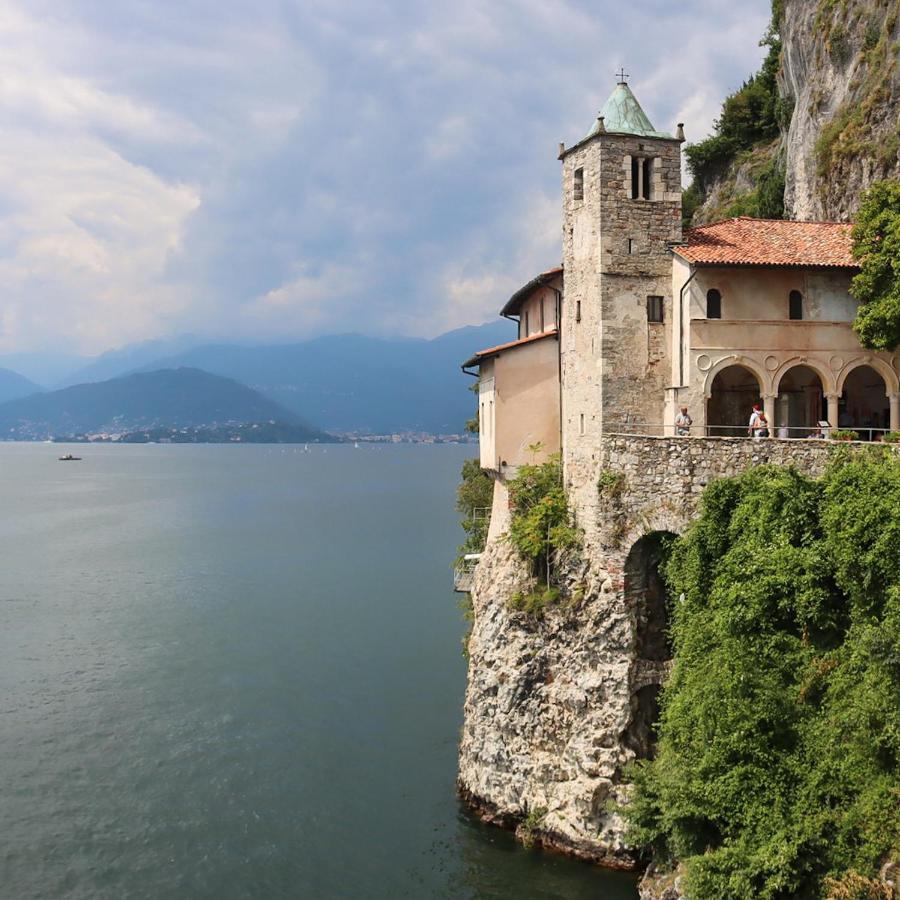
[626,454,900,897]
[851,179,900,350]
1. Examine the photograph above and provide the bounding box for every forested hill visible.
[0,368,330,441]
[125,322,514,434]
[686,0,900,225]
[0,367,42,404]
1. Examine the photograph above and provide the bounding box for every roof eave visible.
[499,268,563,317]
[671,250,859,270]
[558,130,681,161]
[461,329,559,369]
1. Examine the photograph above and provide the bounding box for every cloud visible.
[0,0,772,354]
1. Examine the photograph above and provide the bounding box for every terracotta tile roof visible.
[675,217,856,268]
[500,266,563,317]
[462,328,558,370]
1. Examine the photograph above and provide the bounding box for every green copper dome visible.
[588,82,672,140]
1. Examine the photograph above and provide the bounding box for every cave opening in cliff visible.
[707,364,762,437]
[623,530,676,760]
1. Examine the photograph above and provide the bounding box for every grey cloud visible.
[0,0,770,353]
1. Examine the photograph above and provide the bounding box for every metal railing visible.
[606,423,895,442]
[454,553,481,593]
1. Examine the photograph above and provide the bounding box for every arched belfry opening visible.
[622,531,677,760]
[707,365,762,437]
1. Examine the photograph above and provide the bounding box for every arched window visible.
[789,290,803,320]
[706,289,721,319]
[573,167,584,201]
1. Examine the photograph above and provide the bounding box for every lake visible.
[0,443,638,899]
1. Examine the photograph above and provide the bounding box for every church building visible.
[463,77,900,477]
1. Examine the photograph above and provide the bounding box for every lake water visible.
[0,443,638,899]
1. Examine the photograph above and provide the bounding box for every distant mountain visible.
[0,368,331,441]
[0,351,84,386]
[128,321,515,434]
[56,334,202,387]
[0,367,42,404]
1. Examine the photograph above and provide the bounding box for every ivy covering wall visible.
[628,451,900,898]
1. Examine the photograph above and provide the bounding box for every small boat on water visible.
[58,453,82,461]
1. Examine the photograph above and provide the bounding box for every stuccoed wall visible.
[459,436,896,864]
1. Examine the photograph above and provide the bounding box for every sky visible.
[0,0,771,357]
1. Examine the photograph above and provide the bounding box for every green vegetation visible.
[597,468,626,497]
[813,6,899,180]
[831,428,861,441]
[683,3,785,224]
[455,457,493,658]
[456,457,493,562]
[465,381,479,434]
[850,180,900,350]
[518,806,548,849]
[627,453,900,898]
[506,454,579,615]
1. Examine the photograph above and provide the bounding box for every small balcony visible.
[454,553,481,592]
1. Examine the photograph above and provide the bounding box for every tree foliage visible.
[851,180,900,351]
[627,452,900,898]
[456,457,493,560]
[683,3,786,222]
[507,453,579,587]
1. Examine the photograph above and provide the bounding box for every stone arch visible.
[838,361,895,437]
[706,361,765,436]
[772,357,835,396]
[622,530,677,760]
[702,355,769,399]
[836,357,899,396]
[773,362,829,437]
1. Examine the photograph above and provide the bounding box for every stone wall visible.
[459,435,896,865]
[559,130,682,469]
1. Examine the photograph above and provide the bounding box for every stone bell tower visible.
[558,74,684,477]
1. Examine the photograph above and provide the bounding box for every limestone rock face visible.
[781,0,900,221]
[691,0,899,225]
[457,537,636,867]
[457,436,858,864]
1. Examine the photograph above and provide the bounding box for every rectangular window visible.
[579,413,585,436]
[575,300,581,323]
[789,291,803,320]
[631,157,640,200]
[627,238,634,255]
[573,167,584,201]
[642,158,652,200]
[647,295,664,323]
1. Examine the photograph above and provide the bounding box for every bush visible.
[626,456,900,897]
[850,180,900,351]
[831,429,860,441]
[685,24,782,201]
[455,457,493,563]
[507,454,579,601]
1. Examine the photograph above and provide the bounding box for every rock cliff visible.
[691,0,900,225]
[457,437,846,867]
[782,0,900,220]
